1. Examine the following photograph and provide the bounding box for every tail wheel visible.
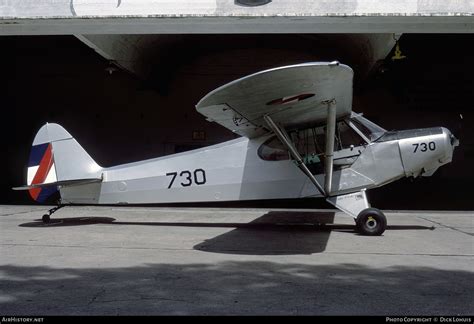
[42,214,50,223]
[356,208,387,236]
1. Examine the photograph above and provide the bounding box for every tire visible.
[42,214,50,223]
[356,208,387,236]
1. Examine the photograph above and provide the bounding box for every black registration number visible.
[412,142,436,153]
[166,169,207,189]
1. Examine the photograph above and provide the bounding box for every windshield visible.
[349,113,386,142]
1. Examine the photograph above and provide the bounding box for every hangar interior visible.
[2,33,473,209]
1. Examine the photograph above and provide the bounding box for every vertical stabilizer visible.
[27,123,102,202]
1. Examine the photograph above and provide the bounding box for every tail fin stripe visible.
[29,143,55,200]
[35,186,58,203]
[28,143,49,167]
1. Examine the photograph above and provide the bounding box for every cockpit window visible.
[258,119,369,162]
[290,127,324,157]
[288,121,367,155]
[257,136,289,161]
[337,121,367,149]
[350,113,386,141]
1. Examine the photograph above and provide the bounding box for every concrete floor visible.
[0,205,472,315]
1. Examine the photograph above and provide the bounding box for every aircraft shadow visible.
[192,211,434,255]
[18,211,434,255]
[20,211,339,254]
[193,211,336,255]
[19,217,116,227]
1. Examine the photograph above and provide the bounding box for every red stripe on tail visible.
[29,143,54,201]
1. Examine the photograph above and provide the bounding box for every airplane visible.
[13,61,459,235]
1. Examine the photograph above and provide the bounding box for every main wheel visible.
[355,208,387,236]
[42,214,50,223]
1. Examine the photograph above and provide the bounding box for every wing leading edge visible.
[196,62,353,138]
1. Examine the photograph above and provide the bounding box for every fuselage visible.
[59,115,458,205]
[60,135,309,204]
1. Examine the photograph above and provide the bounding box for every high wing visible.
[196,62,353,138]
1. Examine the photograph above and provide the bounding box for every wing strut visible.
[263,115,326,197]
[324,99,337,195]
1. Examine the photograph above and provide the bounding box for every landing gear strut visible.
[327,190,387,236]
[42,202,64,223]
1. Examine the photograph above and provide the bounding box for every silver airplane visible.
[14,62,459,235]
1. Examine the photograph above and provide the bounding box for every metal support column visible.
[324,99,337,196]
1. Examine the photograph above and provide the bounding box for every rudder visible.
[27,123,102,202]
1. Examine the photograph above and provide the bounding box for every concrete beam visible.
[0,0,472,35]
[1,17,472,35]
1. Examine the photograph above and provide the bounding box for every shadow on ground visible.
[0,262,472,315]
[18,210,434,233]
[193,211,434,255]
[193,211,337,255]
[19,217,116,227]
[18,211,434,255]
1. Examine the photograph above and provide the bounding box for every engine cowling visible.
[398,127,457,178]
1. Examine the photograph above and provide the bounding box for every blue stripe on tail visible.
[28,143,49,167]
[36,186,58,203]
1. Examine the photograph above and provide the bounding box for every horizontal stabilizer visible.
[12,178,102,191]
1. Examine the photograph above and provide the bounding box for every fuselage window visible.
[257,136,289,161]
